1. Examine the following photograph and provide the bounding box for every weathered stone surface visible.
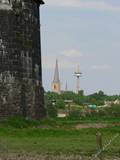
[0,0,45,119]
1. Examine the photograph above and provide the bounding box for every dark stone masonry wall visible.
[0,0,45,119]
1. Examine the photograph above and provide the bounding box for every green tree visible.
[56,99,65,109]
[47,106,57,118]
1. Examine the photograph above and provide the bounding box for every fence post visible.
[96,132,103,160]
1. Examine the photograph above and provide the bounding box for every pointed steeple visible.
[53,59,60,83]
[52,59,61,94]
[65,81,68,91]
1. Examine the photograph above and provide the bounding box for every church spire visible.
[65,81,68,91]
[52,59,61,94]
[53,59,60,83]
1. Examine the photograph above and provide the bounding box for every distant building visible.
[104,101,113,108]
[52,59,61,94]
[114,99,120,105]
[57,111,67,118]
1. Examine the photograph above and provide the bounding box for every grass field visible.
[0,117,120,159]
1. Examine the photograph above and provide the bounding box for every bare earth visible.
[0,153,120,160]
[75,123,108,129]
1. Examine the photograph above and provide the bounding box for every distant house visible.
[57,110,67,118]
[113,99,120,105]
[104,101,113,107]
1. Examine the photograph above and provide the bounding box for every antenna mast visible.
[74,65,82,94]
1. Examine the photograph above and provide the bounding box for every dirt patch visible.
[75,123,108,129]
[0,153,120,160]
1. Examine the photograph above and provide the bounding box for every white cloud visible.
[42,54,75,69]
[59,49,83,68]
[91,64,112,71]
[61,49,83,58]
[45,0,120,11]
[42,49,83,69]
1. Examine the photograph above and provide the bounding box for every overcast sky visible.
[41,0,120,95]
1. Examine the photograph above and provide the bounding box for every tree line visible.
[44,91,120,118]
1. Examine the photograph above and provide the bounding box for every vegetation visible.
[0,116,119,158]
[45,90,120,107]
[104,104,120,118]
[44,91,120,119]
[0,91,119,159]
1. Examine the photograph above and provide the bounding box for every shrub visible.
[69,109,82,119]
[47,106,58,118]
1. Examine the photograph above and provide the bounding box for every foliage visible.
[86,91,106,106]
[46,106,58,118]
[44,92,66,117]
[61,91,85,105]
[69,109,82,118]
[56,99,65,109]
[45,92,61,101]
[104,104,120,118]
[44,91,120,119]
[45,90,109,107]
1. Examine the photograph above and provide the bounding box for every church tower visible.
[0,0,46,119]
[52,59,61,94]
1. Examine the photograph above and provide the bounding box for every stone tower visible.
[0,0,46,119]
[52,59,61,94]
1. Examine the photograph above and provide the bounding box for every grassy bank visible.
[0,117,119,157]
